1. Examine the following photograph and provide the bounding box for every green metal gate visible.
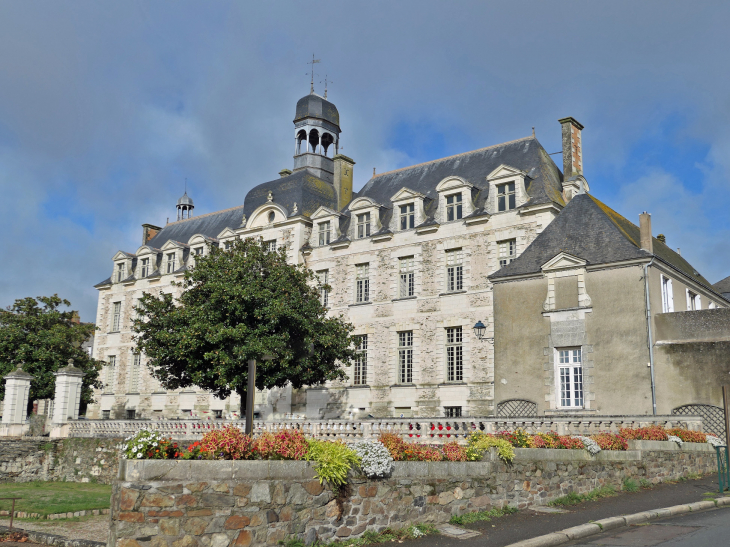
[717,445,729,493]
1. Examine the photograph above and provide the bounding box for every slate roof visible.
[353,136,564,213]
[242,169,337,219]
[145,205,245,249]
[490,193,714,290]
[294,93,340,128]
[714,275,730,300]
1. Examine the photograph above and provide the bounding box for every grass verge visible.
[449,505,518,525]
[282,524,437,546]
[0,482,111,516]
[548,485,617,507]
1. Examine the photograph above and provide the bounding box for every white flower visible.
[137,453,143,459]
[132,447,138,453]
[574,435,601,455]
[668,435,684,446]
[706,435,725,447]
[353,440,394,478]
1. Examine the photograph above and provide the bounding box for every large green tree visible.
[133,237,355,402]
[0,295,102,412]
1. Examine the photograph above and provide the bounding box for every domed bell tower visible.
[176,191,194,221]
[292,92,341,184]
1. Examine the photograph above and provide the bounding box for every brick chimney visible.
[142,223,161,245]
[559,117,584,178]
[639,212,653,253]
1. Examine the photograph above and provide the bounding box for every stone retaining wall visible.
[110,441,717,546]
[0,437,121,483]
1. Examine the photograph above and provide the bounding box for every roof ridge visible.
[371,135,535,180]
[586,194,641,248]
[163,204,245,227]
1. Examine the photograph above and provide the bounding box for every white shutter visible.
[686,289,692,311]
[667,278,674,312]
[695,294,701,310]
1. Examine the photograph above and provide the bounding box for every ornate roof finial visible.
[291,202,298,215]
[240,213,247,227]
[267,191,273,202]
[307,54,321,94]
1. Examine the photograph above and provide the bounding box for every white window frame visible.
[194,246,204,256]
[446,327,463,382]
[116,263,126,283]
[446,193,463,221]
[105,356,116,394]
[686,289,701,311]
[129,353,141,393]
[555,347,583,409]
[400,203,415,230]
[166,252,176,274]
[318,221,331,246]
[661,275,674,313]
[497,182,516,212]
[140,258,149,278]
[264,239,277,253]
[399,256,415,298]
[398,331,413,384]
[111,302,122,332]
[498,239,516,268]
[354,335,368,385]
[446,249,464,292]
[356,213,371,239]
[356,264,370,303]
[317,270,329,308]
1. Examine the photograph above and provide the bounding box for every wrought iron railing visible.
[717,445,730,494]
[67,414,704,443]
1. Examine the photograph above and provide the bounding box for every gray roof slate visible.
[489,194,714,290]
[713,275,730,301]
[294,93,340,128]
[145,205,246,249]
[243,169,337,220]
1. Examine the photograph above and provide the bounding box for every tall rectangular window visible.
[224,241,231,250]
[399,256,415,298]
[661,275,674,312]
[356,264,370,303]
[265,240,277,252]
[111,302,121,332]
[497,182,516,211]
[446,194,462,221]
[140,258,149,278]
[398,331,413,383]
[357,213,371,238]
[166,252,176,273]
[317,270,329,308]
[400,203,415,230]
[557,348,583,408]
[354,335,368,385]
[444,406,462,418]
[129,353,141,393]
[105,356,116,394]
[446,327,463,382]
[498,239,516,267]
[446,249,464,292]
[116,263,126,282]
[318,221,331,246]
[686,289,700,311]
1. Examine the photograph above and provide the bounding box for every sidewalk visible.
[407,474,722,547]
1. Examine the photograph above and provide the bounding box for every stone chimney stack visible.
[639,212,653,253]
[333,154,355,211]
[142,223,161,245]
[559,117,584,178]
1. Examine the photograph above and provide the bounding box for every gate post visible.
[50,359,85,438]
[0,365,33,436]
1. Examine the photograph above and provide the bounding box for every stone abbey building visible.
[89,90,726,421]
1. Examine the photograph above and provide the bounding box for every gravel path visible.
[0,515,109,543]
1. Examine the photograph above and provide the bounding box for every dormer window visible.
[357,213,371,238]
[194,246,204,256]
[116,263,126,283]
[224,241,231,250]
[446,194,462,221]
[400,204,415,230]
[497,182,516,212]
[318,221,331,246]
[140,258,149,278]
[265,240,277,252]
[166,252,176,274]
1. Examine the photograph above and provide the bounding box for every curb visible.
[505,496,730,547]
[0,525,105,547]
[0,508,110,520]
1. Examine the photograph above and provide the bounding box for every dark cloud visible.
[1,1,729,320]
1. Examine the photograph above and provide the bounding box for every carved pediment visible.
[435,176,472,193]
[390,187,426,203]
[487,164,528,181]
[311,206,341,220]
[160,240,188,251]
[217,227,238,240]
[541,252,587,272]
[112,251,135,261]
[349,197,380,211]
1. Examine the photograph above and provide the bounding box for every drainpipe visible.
[643,258,657,416]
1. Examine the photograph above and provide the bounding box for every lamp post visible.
[472,320,494,344]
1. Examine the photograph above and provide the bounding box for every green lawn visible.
[0,482,111,516]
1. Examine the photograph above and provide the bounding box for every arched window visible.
[296,130,307,155]
[308,129,320,154]
[321,133,335,157]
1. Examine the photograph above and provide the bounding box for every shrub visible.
[495,428,531,448]
[123,429,176,460]
[181,441,204,460]
[199,425,254,460]
[353,440,394,478]
[379,433,410,461]
[466,432,515,464]
[254,428,309,460]
[666,428,706,443]
[529,432,583,450]
[305,440,360,487]
[618,426,668,441]
[442,441,468,461]
[591,433,628,451]
[378,433,442,461]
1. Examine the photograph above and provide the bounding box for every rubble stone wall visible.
[110,442,716,546]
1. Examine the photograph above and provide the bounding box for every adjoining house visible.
[488,192,729,433]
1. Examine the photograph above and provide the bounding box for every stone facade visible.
[110,442,717,546]
[0,437,121,483]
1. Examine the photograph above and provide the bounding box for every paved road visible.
[564,507,730,546]
[406,474,724,547]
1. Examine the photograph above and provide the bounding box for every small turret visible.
[176,191,194,221]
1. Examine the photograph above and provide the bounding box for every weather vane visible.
[306,54,321,94]
[321,75,333,99]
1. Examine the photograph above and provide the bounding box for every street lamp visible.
[472,320,494,343]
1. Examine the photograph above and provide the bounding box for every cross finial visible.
[321,75,333,99]
[307,54,321,94]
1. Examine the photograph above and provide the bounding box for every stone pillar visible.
[52,359,86,425]
[1,365,32,436]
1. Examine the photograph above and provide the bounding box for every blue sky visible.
[1,1,729,321]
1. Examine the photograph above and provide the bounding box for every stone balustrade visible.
[68,414,703,441]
